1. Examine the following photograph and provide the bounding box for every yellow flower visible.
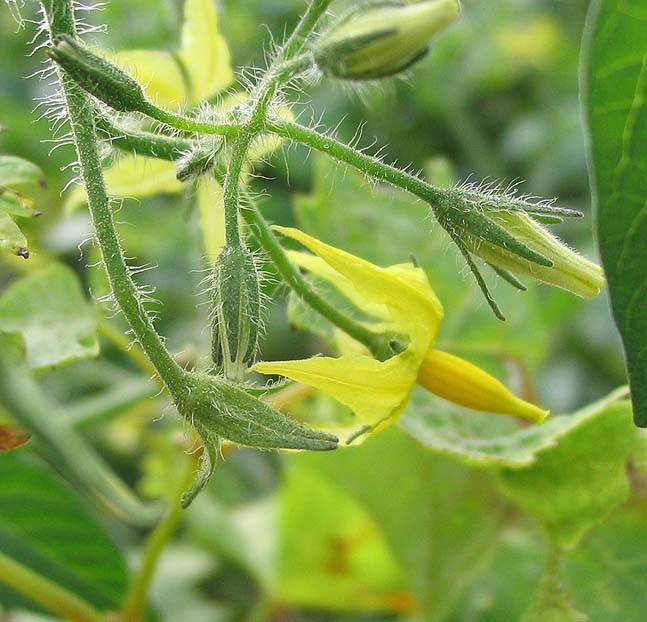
[253,227,548,437]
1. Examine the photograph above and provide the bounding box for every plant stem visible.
[41,0,186,398]
[266,117,444,205]
[121,454,197,622]
[0,340,162,526]
[0,550,100,622]
[141,103,241,138]
[241,195,396,360]
[282,0,333,59]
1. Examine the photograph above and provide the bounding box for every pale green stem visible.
[0,551,100,622]
[121,455,198,622]
[0,342,162,526]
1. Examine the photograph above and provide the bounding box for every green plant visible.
[0,0,645,620]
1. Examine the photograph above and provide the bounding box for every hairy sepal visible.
[177,372,338,451]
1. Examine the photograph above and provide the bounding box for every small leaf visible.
[0,190,39,218]
[0,155,45,190]
[0,264,99,370]
[0,213,29,258]
[498,397,634,549]
[0,451,128,610]
[583,0,647,426]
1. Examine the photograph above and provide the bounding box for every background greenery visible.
[0,1,645,621]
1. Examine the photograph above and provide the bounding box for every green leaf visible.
[0,155,45,190]
[0,451,128,610]
[287,427,505,620]
[0,212,29,258]
[583,0,647,426]
[401,387,630,468]
[560,508,647,622]
[0,264,99,370]
[498,398,634,549]
[276,463,411,613]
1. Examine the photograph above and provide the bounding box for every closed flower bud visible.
[463,210,605,299]
[48,34,149,113]
[313,0,461,80]
[211,244,263,381]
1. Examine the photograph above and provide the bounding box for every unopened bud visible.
[463,210,605,299]
[211,244,263,381]
[48,34,149,113]
[313,0,461,80]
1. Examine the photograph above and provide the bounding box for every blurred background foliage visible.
[0,1,645,621]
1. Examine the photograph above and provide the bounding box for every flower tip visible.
[510,396,550,424]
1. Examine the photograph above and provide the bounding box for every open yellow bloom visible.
[253,227,548,436]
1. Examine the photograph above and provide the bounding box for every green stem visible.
[241,195,396,360]
[141,103,241,138]
[282,0,333,59]
[0,341,162,526]
[41,0,186,397]
[266,117,444,205]
[121,455,197,622]
[0,550,100,622]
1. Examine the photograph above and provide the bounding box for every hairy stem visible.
[121,454,197,622]
[41,0,185,396]
[0,551,100,622]
[266,117,444,205]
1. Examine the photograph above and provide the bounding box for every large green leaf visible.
[583,0,647,426]
[0,264,99,370]
[0,451,128,610]
[288,427,505,620]
[276,464,411,613]
[560,508,647,622]
[401,387,630,468]
[498,398,634,549]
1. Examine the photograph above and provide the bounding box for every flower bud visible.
[211,244,263,381]
[463,210,605,299]
[48,34,149,113]
[313,0,461,80]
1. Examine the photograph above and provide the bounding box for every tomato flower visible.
[253,227,548,438]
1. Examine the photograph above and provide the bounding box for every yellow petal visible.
[286,250,390,322]
[64,156,183,213]
[273,226,443,355]
[197,177,226,262]
[417,349,549,422]
[110,49,188,109]
[179,0,234,103]
[254,349,419,428]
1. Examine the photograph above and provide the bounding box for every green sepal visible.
[176,372,338,451]
[449,206,553,268]
[180,427,220,509]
